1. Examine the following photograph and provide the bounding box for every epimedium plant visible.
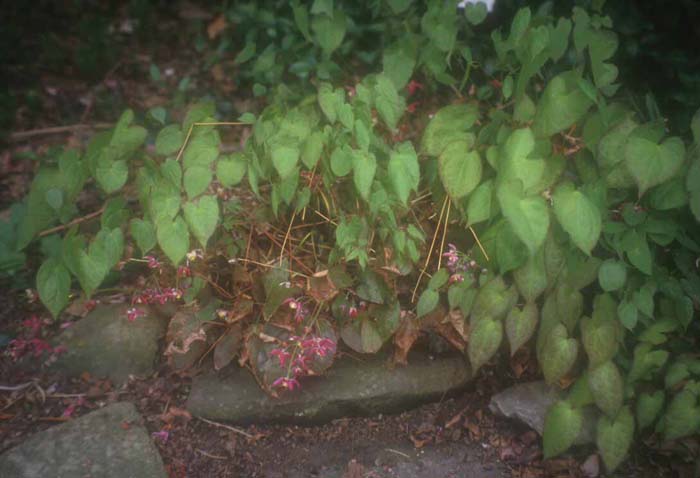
[4,1,700,473]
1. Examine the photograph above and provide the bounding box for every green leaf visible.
[216,154,247,187]
[301,131,325,169]
[155,125,183,156]
[625,136,685,196]
[271,143,300,179]
[388,142,419,206]
[37,258,71,317]
[505,302,539,356]
[533,72,594,137]
[688,156,700,221]
[541,323,579,384]
[628,344,669,383]
[291,0,312,42]
[383,40,416,89]
[95,159,128,194]
[312,9,346,55]
[417,289,439,318]
[45,189,63,211]
[464,2,488,25]
[618,300,638,331]
[439,141,482,200]
[636,391,664,431]
[160,159,182,190]
[468,316,503,372]
[330,146,353,177]
[129,218,156,254]
[157,215,189,265]
[421,104,478,156]
[621,229,652,275]
[183,166,212,198]
[581,316,619,368]
[588,361,624,417]
[597,407,634,472]
[63,228,124,297]
[598,259,627,291]
[513,246,547,301]
[351,150,377,201]
[183,195,219,248]
[466,180,494,227]
[552,182,601,255]
[428,268,450,290]
[497,180,549,255]
[662,390,700,441]
[471,276,518,322]
[543,401,583,459]
[318,83,344,124]
[374,74,405,130]
[182,139,219,170]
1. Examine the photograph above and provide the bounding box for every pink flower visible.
[126,307,146,322]
[406,80,424,96]
[177,266,191,278]
[22,316,43,337]
[152,430,170,442]
[406,101,419,113]
[269,348,292,367]
[272,377,300,390]
[145,256,161,269]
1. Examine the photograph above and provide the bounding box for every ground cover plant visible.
[2,0,700,474]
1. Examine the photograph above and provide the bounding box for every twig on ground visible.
[196,416,254,438]
[195,449,227,460]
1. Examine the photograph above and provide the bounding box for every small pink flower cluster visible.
[132,287,183,306]
[282,297,310,323]
[6,315,67,361]
[269,334,337,391]
[144,256,161,269]
[442,243,479,283]
[176,265,191,278]
[126,307,147,322]
[339,299,367,319]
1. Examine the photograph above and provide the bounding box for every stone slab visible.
[52,304,167,384]
[187,352,472,424]
[0,402,167,478]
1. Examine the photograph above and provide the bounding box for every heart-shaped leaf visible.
[541,323,578,384]
[625,136,685,196]
[183,195,219,248]
[37,258,71,318]
[183,165,212,198]
[421,104,478,157]
[513,247,548,301]
[130,218,156,254]
[388,142,419,206]
[636,390,664,431]
[588,360,624,417]
[581,316,619,368]
[468,316,503,372]
[497,180,549,255]
[597,406,634,472]
[506,302,539,356]
[552,182,601,255]
[157,215,190,265]
[439,141,482,200]
[543,400,583,459]
[351,150,377,201]
[662,390,700,441]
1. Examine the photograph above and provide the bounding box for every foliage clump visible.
[3,1,700,472]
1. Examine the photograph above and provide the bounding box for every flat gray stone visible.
[187,352,471,423]
[52,304,168,384]
[0,402,167,478]
[489,381,597,444]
